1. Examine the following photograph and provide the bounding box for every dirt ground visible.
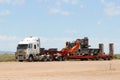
[0,60,120,80]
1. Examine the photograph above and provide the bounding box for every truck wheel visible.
[43,58,47,62]
[43,56,47,62]
[29,56,34,62]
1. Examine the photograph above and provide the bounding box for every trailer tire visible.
[108,57,112,60]
[48,55,53,61]
[80,58,85,61]
[62,56,66,61]
[58,56,63,61]
[96,58,99,61]
[108,57,113,60]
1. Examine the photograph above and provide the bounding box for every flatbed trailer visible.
[65,53,113,60]
[40,49,113,61]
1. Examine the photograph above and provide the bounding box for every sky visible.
[0,0,120,53]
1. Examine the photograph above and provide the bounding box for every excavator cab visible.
[80,37,89,49]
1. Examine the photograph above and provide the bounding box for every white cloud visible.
[49,7,70,16]
[80,4,84,9]
[61,11,70,16]
[55,0,80,11]
[65,29,78,34]
[0,19,4,23]
[0,35,19,51]
[104,5,120,16]
[97,20,102,25]
[0,9,11,16]
[100,0,105,4]
[40,37,73,50]
[37,0,81,16]
[36,0,49,3]
[0,0,25,5]
[101,0,120,16]
[37,0,79,5]
[56,0,79,5]
[0,35,17,41]
[49,8,60,14]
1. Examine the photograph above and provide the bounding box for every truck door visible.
[33,44,37,54]
[28,44,33,54]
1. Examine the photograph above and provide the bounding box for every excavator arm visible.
[68,39,80,54]
[61,39,80,55]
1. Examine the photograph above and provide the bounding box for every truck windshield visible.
[17,44,28,49]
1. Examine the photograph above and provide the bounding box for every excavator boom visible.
[61,39,80,55]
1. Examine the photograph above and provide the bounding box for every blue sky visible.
[0,0,120,53]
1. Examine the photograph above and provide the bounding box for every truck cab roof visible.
[18,36,40,44]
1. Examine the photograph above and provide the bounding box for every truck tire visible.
[43,56,47,62]
[28,56,34,62]
[43,57,47,62]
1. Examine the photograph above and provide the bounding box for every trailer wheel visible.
[80,58,85,61]
[108,56,113,60]
[48,55,53,61]
[58,56,63,61]
[62,56,67,61]
[108,57,111,60]
[108,57,112,60]
[106,57,110,60]
[96,58,99,61]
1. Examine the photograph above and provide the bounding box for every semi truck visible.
[15,36,113,62]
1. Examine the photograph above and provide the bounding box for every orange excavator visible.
[61,39,80,55]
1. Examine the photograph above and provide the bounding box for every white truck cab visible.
[15,36,40,61]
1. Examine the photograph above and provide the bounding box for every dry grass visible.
[113,54,120,59]
[0,53,15,62]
